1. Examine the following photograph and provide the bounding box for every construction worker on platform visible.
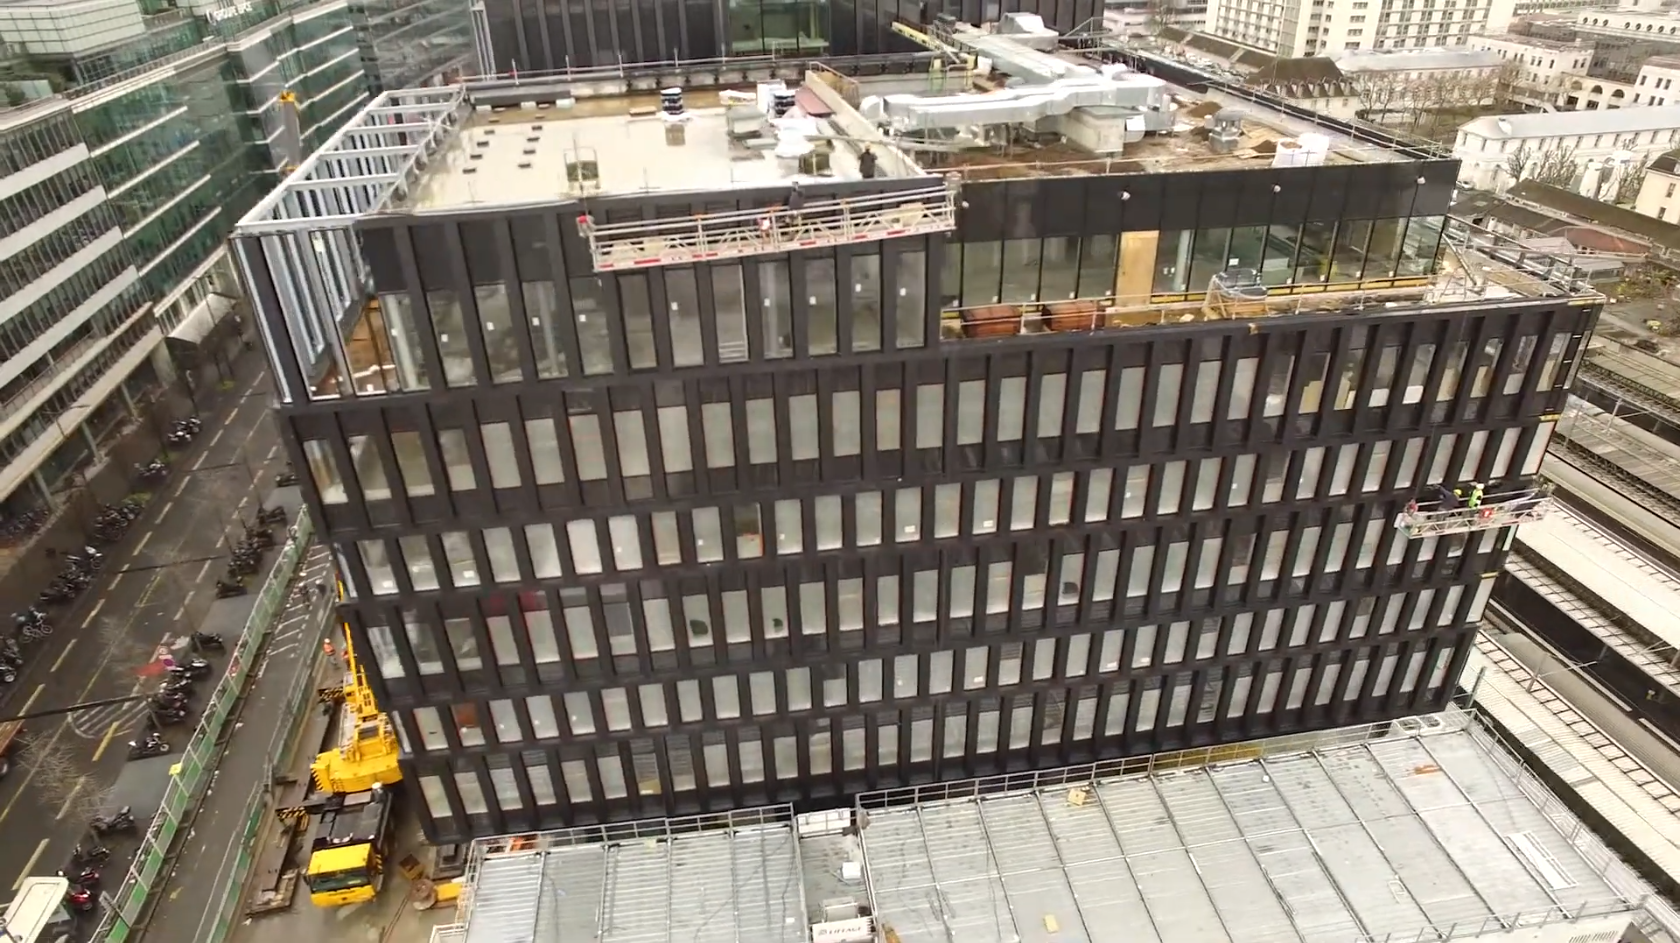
[1434,484,1459,511]
[1467,482,1485,510]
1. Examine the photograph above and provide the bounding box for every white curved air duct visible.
[861,71,1172,133]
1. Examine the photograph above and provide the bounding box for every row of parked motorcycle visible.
[34,544,105,609]
[59,633,226,915]
[214,507,286,599]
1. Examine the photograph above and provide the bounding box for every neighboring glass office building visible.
[477,0,1104,70]
[0,0,472,521]
[239,46,1597,841]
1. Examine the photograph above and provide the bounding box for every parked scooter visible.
[58,865,100,891]
[191,631,224,651]
[214,579,247,599]
[65,883,96,914]
[133,460,168,484]
[167,656,211,680]
[89,807,136,835]
[256,505,287,525]
[126,732,170,760]
[146,708,189,728]
[275,464,299,487]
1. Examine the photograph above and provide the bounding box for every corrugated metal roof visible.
[1460,105,1680,140]
[1466,636,1680,890]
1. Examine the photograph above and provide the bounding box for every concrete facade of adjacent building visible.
[1632,148,1680,222]
[1467,33,1592,110]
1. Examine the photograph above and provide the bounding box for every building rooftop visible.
[1460,104,1680,140]
[403,89,879,210]
[1473,33,1591,50]
[1651,147,1680,174]
[432,716,1673,943]
[1330,47,1507,72]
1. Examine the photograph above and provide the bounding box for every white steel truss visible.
[237,85,465,235]
[577,181,959,272]
[1393,485,1555,538]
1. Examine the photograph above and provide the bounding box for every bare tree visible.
[1616,155,1651,205]
[1141,0,1173,34]
[1504,143,1537,184]
[23,733,86,811]
[1348,71,1404,121]
[1532,145,1582,188]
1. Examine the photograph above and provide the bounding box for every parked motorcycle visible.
[133,461,168,484]
[168,657,210,680]
[146,708,188,728]
[276,465,299,487]
[191,631,224,652]
[126,732,170,760]
[69,844,110,868]
[256,506,287,525]
[89,807,136,835]
[215,579,247,599]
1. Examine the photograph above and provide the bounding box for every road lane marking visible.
[80,600,104,628]
[91,722,119,762]
[192,452,208,471]
[12,839,48,890]
[54,776,85,820]
[158,500,174,517]
[195,560,212,582]
[20,684,43,714]
[51,639,77,672]
[133,530,152,553]
[207,427,225,449]
[173,600,188,621]
[267,444,278,459]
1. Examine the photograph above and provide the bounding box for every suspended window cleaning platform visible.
[1394,485,1555,538]
[577,181,958,272]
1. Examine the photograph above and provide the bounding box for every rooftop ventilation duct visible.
[860,70,1173,133]
[993,12,1060,49]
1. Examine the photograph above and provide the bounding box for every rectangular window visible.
[789,395,819,460]
[877,389,901,451]
[833,391,861,456]
[657,406,693,473]
[915,384,943,449]
[346,436,389,500]
[523,526,567,581]
[614,410,651,478]
[701,402,735,468]
[481,423,520,489]
[391,431,434,496]
[524,419,566,485]
[437,430,475,491]
[569,415,609,480]
[746,399,776,463]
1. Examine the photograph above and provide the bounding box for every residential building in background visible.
[1632,147,1680,221]
[0,0,473,526]
[1453,107,1680,190]
[1200,0,1516,58]
[1466,33,1591,110]
[241,28,1594,840]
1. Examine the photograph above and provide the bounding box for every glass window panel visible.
[441,532,480,587]
[746,399,776,463]
[833,390,861,456]
[346,436,389,501]
[567,519,603,574]
[934,483,961,538]
[667,268,704,367]
[896,487,921,542]
[524,419,566,485]
[693,507,724,563]
[608,516,642,570]
[915,384,943,449]
[1037,373,1067,438]
[427,290,474,386]
[775,499,803,553]
[483,528,519,583]
[437,430,475,491]
[896,250,927,348]
[1086,468,1113,522]
[701,402,735,468]
[808,258,838,356]
[712,265,749,362]
[972,479,1000,534]
[816,495,843,550]
[876,389,901,451]
[569,414,609,480]
[789,394,819,459]
[391,432,434,496]
[475,284,521,383]
[957,380,985,445]
[400,536,438,591]
[856,492,883,546]
[620,275,657,368]
[1078,235,1118,299]
[997,377,1026,441]
[568,277,612,374]
[852,253,882,352]
[614,410,651,478]
[762,260,793,358]
[657,406,693,473]
[481,423,520,489]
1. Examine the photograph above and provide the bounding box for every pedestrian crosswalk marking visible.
[67,701,146,740]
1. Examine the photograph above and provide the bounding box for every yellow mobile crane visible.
[278,618,404,907]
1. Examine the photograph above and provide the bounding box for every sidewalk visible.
[128,534,336,943]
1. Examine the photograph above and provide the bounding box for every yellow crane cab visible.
[301,787,394,906]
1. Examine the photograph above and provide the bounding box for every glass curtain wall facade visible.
[223,2,369,173]
[348,0,476,90]
[244,160,1596,842]
[0,105,149,515]
[478,0,1101,72]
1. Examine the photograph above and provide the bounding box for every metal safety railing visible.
[577,182,957,272]
[1393,486,1555,538]
[92,508,315,943]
